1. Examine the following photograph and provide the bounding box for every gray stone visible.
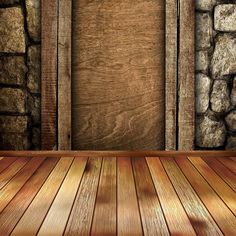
[0,88,26,113]
[226,136,236,150]
[0,0,20,5]
[0,115,28,133]
[27,94,40,124]
[231,77,236,107]
[196,13,212,50]
[211,34,236,78]
[210,80,230,113]
[196,0,216,11]
[32,127,40,149]
[0,133,29,150]
[196,115,226,148]
[196,51,209,71]
[26,0,40,42]
[215,4,236,32]
[225,110,236,131]
[196,73,211,113]
[0,7,25,53]
[0,56,27,85]
[27,45,41,93]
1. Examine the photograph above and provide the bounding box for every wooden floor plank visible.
[161,157,223,235]
[189,156,236,215]
[132,158,169,236]
[91,157,117,236]
[146,157,196,235]
[11,157,74,236]
[64,157,102,236]
[38,157,88,236]
[117,157,143,236]
[217,157,236,174]
[0,158,29,190]
[203,157,236,192]
[0,157,58,236]
[177,157,236,235]
[0,157,45,212]
[0,157,17,174]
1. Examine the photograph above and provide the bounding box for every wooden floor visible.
[0,152,235,235]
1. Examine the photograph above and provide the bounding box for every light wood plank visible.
[0,157,17,174]
[217,157,236,174]
[11,157,73,236]
[58,0,72,150]
[117,157,143,236]
[165,0,177,150]
[188,156,236,215]
[178,0,195,150]
[38,157,87,236]
[146,157,196,235]
[161,157,223,235]
[177,157,236,235]
[41,0,58,149]
[0,157,58,236]
[132,158,169,235]
[0,157,29,190]
[0,157,45,212]
[64,157,102,236]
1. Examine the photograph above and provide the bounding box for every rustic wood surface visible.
[0,153,235,235]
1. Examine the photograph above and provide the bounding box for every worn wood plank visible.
[41,0,58,150]
[117,157,143,236]
[178,0,195,150]
[0,157,17,174]
[58,0,72,150]
[147,157,196,235]
[165,0,177,150]
[38,157,87,235]
[177,157,236,235]
[0,157,58,236]
[132,158,169,235]
[11,157,73,236]
[64,157,102,236]
[188,156,236,215]
[0,157,29,190]
[161,157,223,235]
[91,157,116,235]
[217,157,236,174]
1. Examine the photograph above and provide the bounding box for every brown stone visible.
[0,115,28,133]
[196,0,216,11]
[27,94,40,124]
[0,56,27,85]
[226,136,236,150]
[0,7,25,53]
[231,77,236,107]
[0,0,20,5]
[32,127,40,149]
[196,50,209,72]
[225,110,236,132]
[0,133,29,150]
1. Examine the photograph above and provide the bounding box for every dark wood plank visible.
[0,157,58,236]
[38,157,87,235]
[11,157,73,235]
[41,0,58,150]
[0,157,29,190]
[161,157,223,235]
[177,157,236,235]
[132,158,169,235]
[0,157,45,212]
[217,157,236,174]
[64,157,102,236]
[188,156,236,215]
[58,0,72,150]
[146,157,196,235]
[117,157,143,236]
[178,0,195,150]
[0,157,17,174]
[91,157,116,235]
[165,0,177,150]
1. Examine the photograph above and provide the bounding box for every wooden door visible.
[71,0,165,150]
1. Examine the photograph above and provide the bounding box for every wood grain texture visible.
[165,0,177,150]
[178,0,195,150]
[132,158,169,235]
[147,157,196,235]
[117,157,143,236]
[58,0,72,150]
[217,157,236,174]
[0,157,58,236]
[161,157,223,235]
[0,157,17,174]
[72,0,165,150]
[41,0,58,150]
[91,157,116,235]
[65,157,102,236]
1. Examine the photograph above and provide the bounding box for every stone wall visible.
[0,0,40,149]
[196,0,236,150]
